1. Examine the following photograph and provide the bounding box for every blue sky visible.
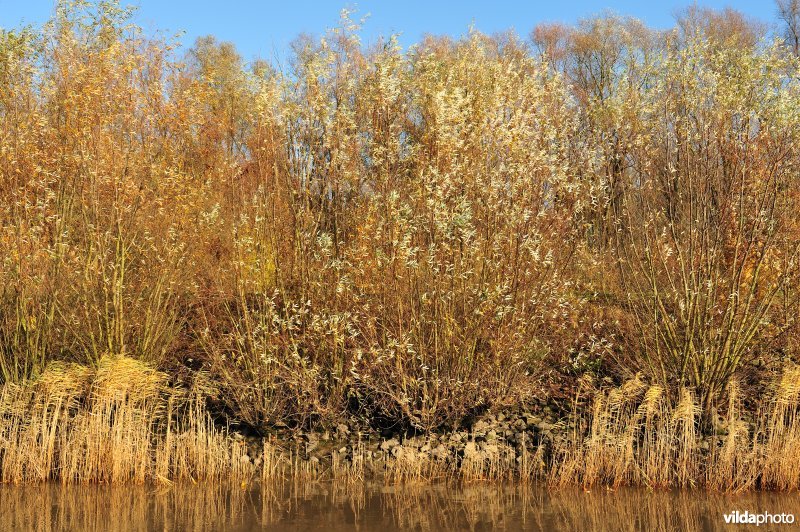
[0,1,781,65]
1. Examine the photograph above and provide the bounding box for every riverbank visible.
[230,374,800,492]
[2,356,799,491]
[3,3,800,505]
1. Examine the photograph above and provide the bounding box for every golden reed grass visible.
[0,355,254,484]
[3,357,800,491]
[549,367,800,491]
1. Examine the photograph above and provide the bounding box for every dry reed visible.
[551,367,800,491]
[0,356,251,484]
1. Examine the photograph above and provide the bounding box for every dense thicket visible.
[2,1,800,432]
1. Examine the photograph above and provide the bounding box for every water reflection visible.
[1,482,798,531]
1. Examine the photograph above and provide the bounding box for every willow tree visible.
[615,38,800,420]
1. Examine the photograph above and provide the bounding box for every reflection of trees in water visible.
[1,483,797,531]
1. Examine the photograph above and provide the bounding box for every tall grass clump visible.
[0,356,249,484]
[551,378,699,488]
[553,367,800,490]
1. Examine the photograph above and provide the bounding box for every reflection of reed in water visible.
[3,482,797,532]
[0,484,252,532]
[378,487,800,532]
[544,489,800,532]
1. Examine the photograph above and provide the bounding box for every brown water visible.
[1,482,799,531]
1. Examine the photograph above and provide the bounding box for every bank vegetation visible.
[2,0,800,488]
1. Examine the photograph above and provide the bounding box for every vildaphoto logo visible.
[723,511,795,526]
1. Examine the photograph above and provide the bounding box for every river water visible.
[2,481,799,531]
